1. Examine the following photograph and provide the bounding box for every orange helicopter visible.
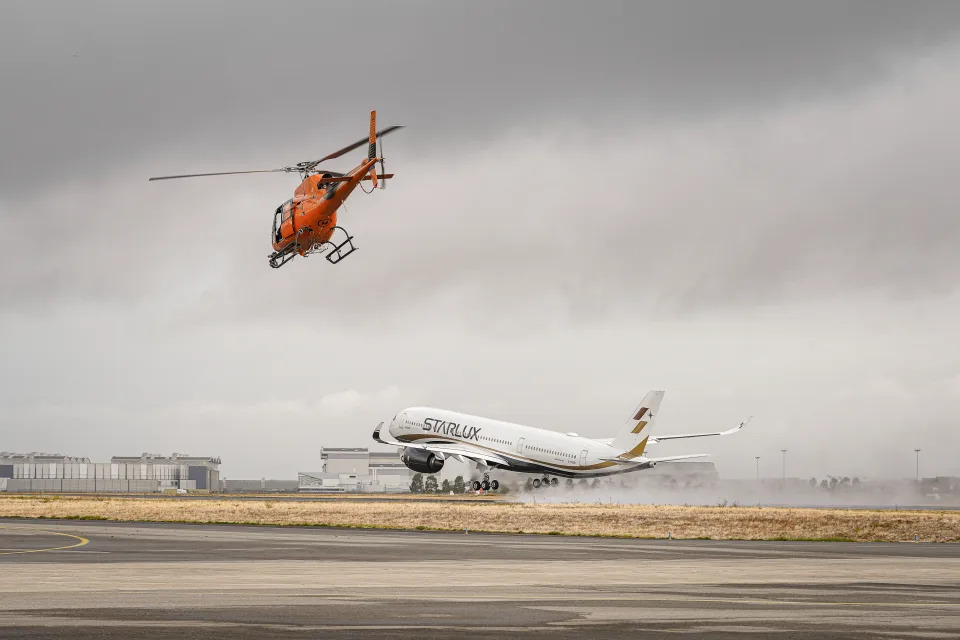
[149,111,403,268]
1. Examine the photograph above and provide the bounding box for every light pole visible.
[780,449,787,483]
[914,448,921,481]
[755,456,760,481]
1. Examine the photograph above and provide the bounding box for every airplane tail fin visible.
[367,110,379,188]
[610,390,665,459]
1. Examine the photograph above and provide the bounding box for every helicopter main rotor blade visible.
[315,125,405,164]
[148,169,287,181]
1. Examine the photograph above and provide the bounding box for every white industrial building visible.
[0,452,221,493]
[298,447,412,492]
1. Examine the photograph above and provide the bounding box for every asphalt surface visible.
[1,519,958,639]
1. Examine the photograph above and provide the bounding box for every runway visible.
[1,519,958,639]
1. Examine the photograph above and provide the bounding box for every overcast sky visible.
[2,1,959,480]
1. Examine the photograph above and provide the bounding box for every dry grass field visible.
[1,495,958,542]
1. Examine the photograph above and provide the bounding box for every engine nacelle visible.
[401,448,444,474]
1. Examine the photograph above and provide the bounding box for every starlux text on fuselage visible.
[422,417,482,442]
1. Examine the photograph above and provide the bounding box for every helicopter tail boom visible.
[317,173,394,185]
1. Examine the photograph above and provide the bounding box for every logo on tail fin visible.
[629,407,651,434]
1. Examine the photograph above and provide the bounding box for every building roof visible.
[0,452,91,463]
[110,453,221,465]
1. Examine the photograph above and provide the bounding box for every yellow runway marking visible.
[0,525,89,555]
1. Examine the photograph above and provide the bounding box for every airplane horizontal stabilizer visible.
[599,453,709,465]
[647,454,710,463]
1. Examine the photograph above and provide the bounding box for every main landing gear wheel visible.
[490,480,499,490]
[472,480,482,491]
[481,480,490,491]
[532,478,541,489]
[550,477,559,487]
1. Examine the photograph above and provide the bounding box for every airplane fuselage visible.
[389,407,646,478]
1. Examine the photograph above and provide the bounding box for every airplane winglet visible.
[719,415,752,436]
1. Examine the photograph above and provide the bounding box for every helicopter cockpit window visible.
[280,199,293,220]
[273,199,294,243]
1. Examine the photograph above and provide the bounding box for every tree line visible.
[409,473,468,494]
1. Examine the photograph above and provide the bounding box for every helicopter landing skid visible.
[268,245,296,269]
[318,226,357,265]
[268,226,356,268]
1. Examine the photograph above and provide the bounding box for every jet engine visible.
[401,448,444,473]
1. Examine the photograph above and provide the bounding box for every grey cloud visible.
[3,43,960,325]
[2,1,960,196]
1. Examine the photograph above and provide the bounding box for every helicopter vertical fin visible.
[368,110,379,188]
[368,110,377,160]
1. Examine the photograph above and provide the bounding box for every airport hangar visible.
[0,449,415,493]
[1,447,720,493]
[0,452,221,493]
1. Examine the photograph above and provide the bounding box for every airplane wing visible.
[647,453,710,463]
[372,423,510,467]
[416,444,509,467]
[646,416,751,444]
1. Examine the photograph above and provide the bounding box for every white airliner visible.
[373,390,750,491]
